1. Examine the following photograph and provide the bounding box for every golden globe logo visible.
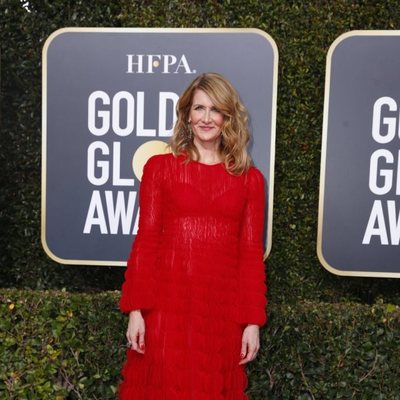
[126,54,196,74]
[83,88,177,236]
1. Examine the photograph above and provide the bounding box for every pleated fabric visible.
[119,152,267,399]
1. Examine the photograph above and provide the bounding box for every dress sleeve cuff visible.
[234,305,267,327]
[119,280,155,314]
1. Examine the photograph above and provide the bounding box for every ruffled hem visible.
[118,309,249,400]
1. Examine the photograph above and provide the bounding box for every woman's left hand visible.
[238,324,260,365]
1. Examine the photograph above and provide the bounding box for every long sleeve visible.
[119,155,163,314]
[235,167,268,326]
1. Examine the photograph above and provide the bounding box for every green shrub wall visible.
[2,0,400,301]
[1,289,400,399]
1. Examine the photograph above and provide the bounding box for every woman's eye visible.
[211,108,221,113]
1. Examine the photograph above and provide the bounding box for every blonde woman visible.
[119,72,267,399]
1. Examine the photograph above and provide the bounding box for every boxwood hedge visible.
[1,289,400,399]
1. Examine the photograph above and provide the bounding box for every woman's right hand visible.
[126,310,146,354]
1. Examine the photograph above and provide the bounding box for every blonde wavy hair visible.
[168,72,252,175]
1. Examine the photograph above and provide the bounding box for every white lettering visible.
[372,96,397,144]
[87,90,178,137]
[106,191,136,234]
[162,55,177,73]
[112,91,135,137]
[126,54,144,74]
[88,91,110,136]
[84,191,138,235]
[126,54,194,74]
[136,92,156,137]
[159,92,179,137]
[83,190,108,234]
[112,142,134,186]
[362,200,389,245]
[87,141,109,186]
[369,149,394,195]
[174,54,192,74]
[146,55,161,73]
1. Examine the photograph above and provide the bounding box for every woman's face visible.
[189,89,224,148]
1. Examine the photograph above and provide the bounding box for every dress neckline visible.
[177,153,224,167]
[192,159,224,167]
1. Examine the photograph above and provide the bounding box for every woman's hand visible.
[126,310,146,354]
[239,324,260,365]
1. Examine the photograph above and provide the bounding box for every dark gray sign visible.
[42,28,278,265]
[318,31,400,277]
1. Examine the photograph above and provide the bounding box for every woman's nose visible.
[203,109,211,122]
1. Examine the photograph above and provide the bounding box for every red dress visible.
[119,153,267,400]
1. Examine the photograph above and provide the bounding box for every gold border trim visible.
[317,30,400,278]
[41,27,278,266]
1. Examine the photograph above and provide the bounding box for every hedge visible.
[1,288,400,399]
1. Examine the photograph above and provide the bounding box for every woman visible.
[119,72,267,399]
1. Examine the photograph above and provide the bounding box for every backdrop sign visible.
[42,28,278,265]
[318,31,400,277]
